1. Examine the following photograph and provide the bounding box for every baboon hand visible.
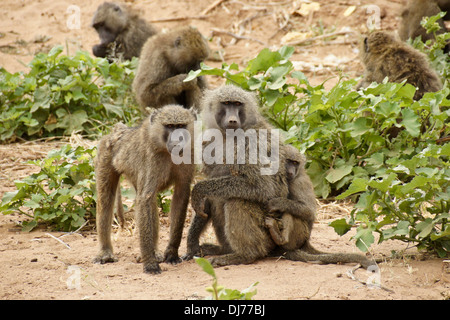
[267,197,286,214]
[191,186,207,217]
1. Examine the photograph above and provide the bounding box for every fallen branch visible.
[346,264,394,293]
[284,30,357,47]
[211,28,266,46]
[201,0,228,15]
[150,15,208,23]
[45,232,71,250]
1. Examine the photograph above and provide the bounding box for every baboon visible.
[398,0,449,53]
[93,104,196,274]
[92,2,157,61]
[265,145,315,251]
[357,31,442,100]
[185,85,289,266]
[133,26,210,115]
[266,145,374,269]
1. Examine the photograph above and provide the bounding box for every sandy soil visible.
[1,0,449,300]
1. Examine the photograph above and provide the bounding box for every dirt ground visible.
[1,0,449,300]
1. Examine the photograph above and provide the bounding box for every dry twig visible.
[211,28,266,46]
[202,0,228,15]
[45,232,71,250]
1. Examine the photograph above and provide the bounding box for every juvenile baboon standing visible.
[92,2,158,60]
[93,105,196,274]
[133,26,210,115]
[357,31,442,100]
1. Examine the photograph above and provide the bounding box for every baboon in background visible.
[357,31,442,100]
[185,85,288,266]
[93,105,196,274]
[133,26,210,115]
[398,0,449,53]
[92,2,157,60]
[266,145,374,269]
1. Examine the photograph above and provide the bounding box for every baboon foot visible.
[93,249,118,264]
[143,261,162,274]
[181,252,196,261]
[164,250,182,265]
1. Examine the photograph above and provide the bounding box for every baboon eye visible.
[234,101,242,106]
[223,101,230,105]
[166,124,173,129]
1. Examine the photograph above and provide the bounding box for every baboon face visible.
[169,28,210,74]
[203,86,260,131]
[283,145,304,181]
[215,100,246,130]
[150,105,196,154]
[92,2,128,47]
[285,159,300,181]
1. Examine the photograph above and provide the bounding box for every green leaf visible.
[329,218,352,236]
[348,117,371,137]
[248,48,281,73]
[368,173,397,193]
[336,178,368,199]
[325,165,353,184]
[401,108,420,137]
[353,227,375,252]
[416,218,434,239]
[195,257,216,279]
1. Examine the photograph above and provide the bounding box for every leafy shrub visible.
[0,46,140,142]
[0,145,97,231]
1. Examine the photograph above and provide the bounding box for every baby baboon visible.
[357,31,442,100]
[133,26,210,115]
[93,105,196,274]
[265,145,316,251]
[186,85,289,266]
[398,0,448,51]
[266,145,374,269]
[92,2,157,61]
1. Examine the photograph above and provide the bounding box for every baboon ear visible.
[174,36,182,47]
[401,9,409,18]
[189,108,198,121]
[150,109,160,123]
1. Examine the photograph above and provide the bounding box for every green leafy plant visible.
[157,189,172,215]
[0,145,97,231]
[0,45,140,142]
[195,257,258,300]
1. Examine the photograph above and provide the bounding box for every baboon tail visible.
[284,248,375,269]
